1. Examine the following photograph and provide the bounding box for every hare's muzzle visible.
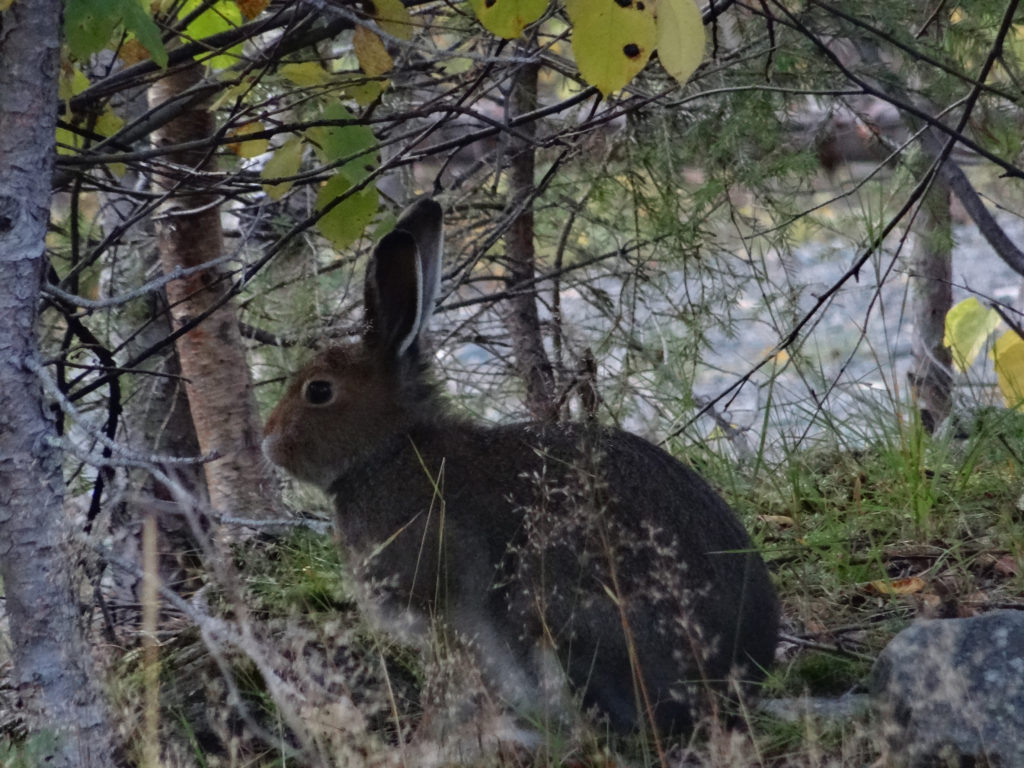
[261,432,283,467]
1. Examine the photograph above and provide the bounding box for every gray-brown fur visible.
[262,198,779,738]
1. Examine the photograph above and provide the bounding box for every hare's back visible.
[463,421,778,733]
[450,421,776,635]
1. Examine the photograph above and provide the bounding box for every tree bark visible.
[909,174,954,432]
[502,57,558,422]
[148,64,280,520]
[0,1,121,765]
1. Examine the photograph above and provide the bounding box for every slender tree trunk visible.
[148,64,280,519]
[503,56,557,421]
[110,251,207,608]
[0,2,121,764]
[844,32,956,431]
[906,12,954,432]
[909,175,954,431]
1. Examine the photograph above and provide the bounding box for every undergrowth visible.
[76,404,1024,767]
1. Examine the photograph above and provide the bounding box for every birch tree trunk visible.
[0,1,120,764]
[148,63,280,520]
[503,56,558,422]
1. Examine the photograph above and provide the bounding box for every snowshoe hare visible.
[263,198,778,738]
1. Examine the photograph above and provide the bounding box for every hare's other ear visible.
[363,198,443,359]
[395,198,443,335]
[364,230,423,357]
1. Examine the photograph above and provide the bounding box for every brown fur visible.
[263,199,779,738]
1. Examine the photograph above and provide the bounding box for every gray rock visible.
[870,610,1024,767]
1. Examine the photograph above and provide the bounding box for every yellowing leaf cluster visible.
[993,330,1024,410]
[468,0,548,39]
[354,25,394,77]
[466,0,706,96]
[944,297,1001,371]
[352,0,414,78]
[236,0,270,19]
[567,0,705,95]
[565,0,655,97]
[227,121,269,158]
[943,296,1024,411]
[370,0,415,40]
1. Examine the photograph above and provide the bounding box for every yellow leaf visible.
[944,297,1002,372]
[468,0,547,39]
[118,38,151,65]
[0,0,14,11]
[56,126,83,156]
[227,121,269,158]
[260,137,304,199]
[235,0,270,19]
[354,26,393,77]
[648,0,705,86]
[758,514,796,529]
[59,66,91,104]
[280,61,332,87]
[566,0,656,96]
[866,577,926,596]
[369,0,414,40]
[95,108,124,138]
[178,0,243,70]
[992,329,1024,410]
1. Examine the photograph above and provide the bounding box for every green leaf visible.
[566,0,656,96]
[306,104,379,185]
[650,0,704,86]
[179,0,244,69]
[336,75,387,107]
[992,330,1024,410]
[64,0,167,67]
[261,137,304,200]
[468,0,548,39]
[280,62,333,87]
[943,297,1001,372]
[122,0,168,67]
[65,0,121,59]
[316,176,379,250]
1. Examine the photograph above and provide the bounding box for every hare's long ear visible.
[363,230,423,358]
[363,198,443,359]
[394,198,443,336]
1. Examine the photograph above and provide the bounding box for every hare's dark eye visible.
[304,379,333,405]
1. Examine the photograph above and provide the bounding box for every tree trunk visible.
[0,2,121,764]
[502,56,558,422]
[148,63,280,520]
[909,174,954,432]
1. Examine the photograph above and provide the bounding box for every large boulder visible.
[870,610,1024,767]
